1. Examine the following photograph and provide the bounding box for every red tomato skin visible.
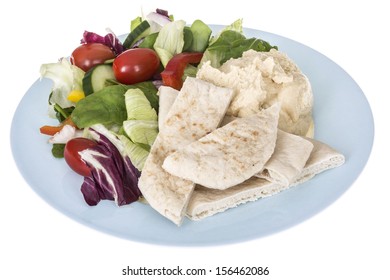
[64,138,97,177]
[70,43,115,72]
[112,48,160,85]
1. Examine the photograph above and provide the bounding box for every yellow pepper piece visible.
[67,90,85,102]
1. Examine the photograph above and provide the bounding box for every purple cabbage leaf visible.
[79,125,141,206]
[81,29,124,55]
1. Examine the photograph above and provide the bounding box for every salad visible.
[39,8,277,207]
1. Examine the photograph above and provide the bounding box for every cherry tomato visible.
[112,48,160,85]
[70,43,115,72]
[64,138,97,177]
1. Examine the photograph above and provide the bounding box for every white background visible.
[2,0,389,279]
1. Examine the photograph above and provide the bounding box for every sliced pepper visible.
[160,52,203,90]
[40,117,77,136]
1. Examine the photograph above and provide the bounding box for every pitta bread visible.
[291,137,345,186]
[162,104,280,190]
[157,86,179,130]
[138,77,233,225]
[186,135,345,221]
[256,130,313,186]
[186,177,281,221]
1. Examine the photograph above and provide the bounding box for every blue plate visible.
[10,26,374,246]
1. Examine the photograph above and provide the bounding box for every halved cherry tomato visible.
[112,48,160,85]
[64,138,97,177]
[70,43,115,72]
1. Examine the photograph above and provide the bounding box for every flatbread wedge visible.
[291,137,345,186]
[256,130,314,186]
[186,137,345,221]
[157,86,179,130]
[162,103,280,190]
[138,77,234,225]
[186,178,280,221]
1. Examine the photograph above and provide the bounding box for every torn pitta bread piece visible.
[291,137,345,186]
[138,77,233,225]
[256,130,313,186]
[163,104,280,190]
[157,86,179,130]
[186,137,345,221]
[186,177,281,221]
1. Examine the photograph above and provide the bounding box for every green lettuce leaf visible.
[40,58,84,117]
[127,82,159,113]
[188,20,212,52]
[121,88,160,169]
[125,89,158,121]
[118,135,150,171]
[153,20,186,66]
[123,120,158,146]
[209,18,243,45]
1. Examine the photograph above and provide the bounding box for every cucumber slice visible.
[82,64,116,95]
[138,32,159,49]
[123,20,151,49]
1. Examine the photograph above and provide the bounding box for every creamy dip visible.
[197,49,314,137]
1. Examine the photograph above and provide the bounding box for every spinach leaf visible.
[103,81,159,113]
[71,85,128,128]
[202,30,277,68]
[71,82,159,129]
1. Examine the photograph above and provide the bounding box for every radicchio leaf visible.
[80,176,101,206]
[81,30,124,55]
[80,130,141,206]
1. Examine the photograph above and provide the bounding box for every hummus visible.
[196,49,314,137]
